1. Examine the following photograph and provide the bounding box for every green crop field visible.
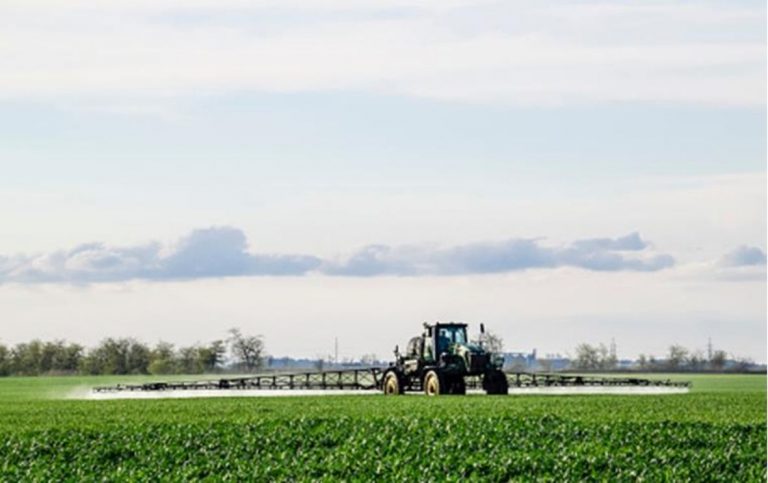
[0,374,765,481]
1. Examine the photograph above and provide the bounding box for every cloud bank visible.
[0,227,682,284]
[0,227,321,284]
[323,232,674,276]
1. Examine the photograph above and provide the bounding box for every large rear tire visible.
[383,371,404,395]
[423,370,444,396]
[484,371,508,395]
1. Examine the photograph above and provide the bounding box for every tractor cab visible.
[409,322,468,362]
[427,323,467,359]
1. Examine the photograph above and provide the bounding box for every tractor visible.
[382,322,508,396]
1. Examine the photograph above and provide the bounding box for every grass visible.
[0,373,764,480]
[0,374,226,402]
[588,372,766,393]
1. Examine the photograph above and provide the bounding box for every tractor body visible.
[382,322,508,396]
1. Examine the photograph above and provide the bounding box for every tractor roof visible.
[425,321,468,328]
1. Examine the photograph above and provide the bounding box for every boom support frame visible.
[93,369,690,393]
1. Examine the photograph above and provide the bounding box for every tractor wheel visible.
[423,370,445,396]
[448,378,466,395]
[484,371,509,395]
[383,372,404,395]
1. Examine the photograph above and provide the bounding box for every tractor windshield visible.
[436,326,467,354]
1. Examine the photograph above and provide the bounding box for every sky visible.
[1,0,765,362]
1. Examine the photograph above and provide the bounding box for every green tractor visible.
[382,322,508,396]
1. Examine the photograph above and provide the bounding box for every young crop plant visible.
[0,375,765,481]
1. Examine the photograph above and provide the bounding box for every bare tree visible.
[710,350,727,372]
[474,331,504,354]
[228,328,266,372]
[666,345,688,370]
[597,343,609,369]
[596,343,617,370]
[687,350,706,371]
[573,343,600,370]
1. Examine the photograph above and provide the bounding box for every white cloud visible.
[0,228,679,283]
[2,227,321,283]
[0,1,763,106]
[324,233,674,276]
[719,245,767,267]
[668,245,766,283]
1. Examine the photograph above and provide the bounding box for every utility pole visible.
[707,337,713,362]
[334,337,338,365]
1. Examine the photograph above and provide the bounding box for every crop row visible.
[2,414,765,481]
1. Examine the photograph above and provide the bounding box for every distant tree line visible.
[0,328,266,377]
[571,342,755,372]
[571,342,618,371]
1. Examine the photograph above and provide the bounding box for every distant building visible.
[538,356,570,372]
[267,357,318,370]
[502,350,537,370]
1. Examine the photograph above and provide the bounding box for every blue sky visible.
[2,96,764,185]
[0,0,765,361]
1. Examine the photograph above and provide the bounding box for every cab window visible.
[436,326,467,353]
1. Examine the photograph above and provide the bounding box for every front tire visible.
[383,371,404,395]
[424,370,445,396]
